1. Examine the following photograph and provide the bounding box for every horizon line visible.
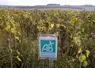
[1,4,95,6]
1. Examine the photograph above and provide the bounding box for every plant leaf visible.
[79,55,86,63]
[83,61,88,67]
[86,50,90,57]
[78,48,82,54]
[16,56,21,62]
[5,25,11,31]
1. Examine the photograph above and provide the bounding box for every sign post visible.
[38,34,57,68]
[39,34,57,59]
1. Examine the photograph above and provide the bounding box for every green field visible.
[0,8,95,68]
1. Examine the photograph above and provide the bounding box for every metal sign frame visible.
[38,34,57,60]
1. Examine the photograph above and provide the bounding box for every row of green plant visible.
[0,8,95,68]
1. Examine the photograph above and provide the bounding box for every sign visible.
[39,34,57,59]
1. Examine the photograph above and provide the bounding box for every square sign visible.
[39,34,57,59]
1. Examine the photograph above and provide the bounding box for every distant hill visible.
[0,4,95,11]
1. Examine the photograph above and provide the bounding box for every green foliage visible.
[79,55,86,63]
[0,8,95,68]
[83,61,88,67]
[16,56,21,62]
[86,50,90,57]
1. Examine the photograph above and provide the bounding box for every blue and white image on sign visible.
[39,36,57,59]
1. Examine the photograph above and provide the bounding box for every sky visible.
[0,0,95,6]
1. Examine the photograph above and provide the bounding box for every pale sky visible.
[0,0,95,6]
